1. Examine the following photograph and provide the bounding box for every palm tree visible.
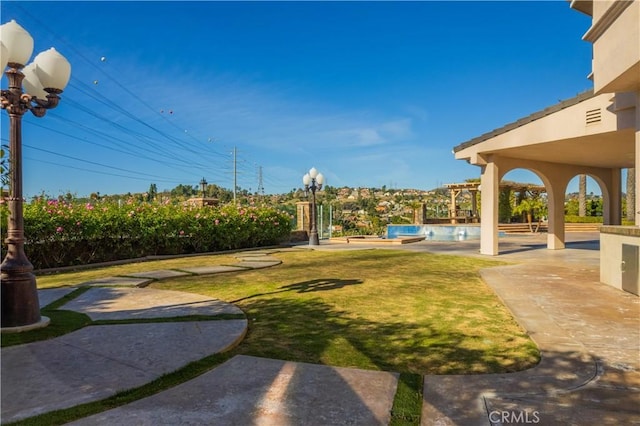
[407,200,424,224]
[578,174,587,217]
[513,192,548,232]
[627,168,635,222]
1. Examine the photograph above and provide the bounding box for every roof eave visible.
[453,89,595,154]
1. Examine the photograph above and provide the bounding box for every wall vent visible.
[586,108,601,125]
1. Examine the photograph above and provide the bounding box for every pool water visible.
[387,224,485,241]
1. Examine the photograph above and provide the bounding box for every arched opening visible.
[565,174,605,225]
[499,169,547,233]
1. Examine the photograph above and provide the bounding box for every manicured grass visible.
[9,248,539,425]
[152,249,539,375]
[390,373,424,425]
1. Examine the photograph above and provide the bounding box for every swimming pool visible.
[386,224,488,241]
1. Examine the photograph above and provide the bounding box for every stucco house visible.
[453,0,639,294]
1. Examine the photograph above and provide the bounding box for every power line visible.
[21,143,177,181]
[23,155,181,184]
[11,4,234,190]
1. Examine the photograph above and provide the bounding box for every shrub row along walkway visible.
[2,236,639,425]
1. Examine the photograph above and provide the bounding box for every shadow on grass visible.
[231,278,363,303]
[235,296,537,376]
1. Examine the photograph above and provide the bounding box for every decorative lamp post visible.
[302,167,324,246]
[199,177,208,197]
[1,20,71,330]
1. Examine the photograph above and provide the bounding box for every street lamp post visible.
[302,167,324,246]
[0,20,71,330]
[199,177,208,197]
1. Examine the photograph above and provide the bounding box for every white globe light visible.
[0,41,8,72]
[316,173,325,185]
[302,173,311,186]
[22,63,48,99]
[32,47,71,91]
[0,20,34,66]
[308,167,318,179]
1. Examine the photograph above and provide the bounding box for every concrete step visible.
[498,223,602,233]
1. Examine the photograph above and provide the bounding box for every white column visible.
[480,161,499,255]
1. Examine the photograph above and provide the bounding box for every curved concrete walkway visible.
[2,237,639,425]
[0,252,278,423]
[2,250,400,426]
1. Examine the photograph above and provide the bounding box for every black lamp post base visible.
[309,231,320,246]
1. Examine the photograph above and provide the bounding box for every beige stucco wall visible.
[600,229,640,293]
[586,0,640,93]
[454,92,634,169]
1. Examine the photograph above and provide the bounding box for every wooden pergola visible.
[444,181,546,224]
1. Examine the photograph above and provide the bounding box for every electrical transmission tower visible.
[257,166,265,196]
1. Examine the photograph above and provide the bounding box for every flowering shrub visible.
[0,199,292,269]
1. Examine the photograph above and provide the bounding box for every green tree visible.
[627,168,635,222]
[147,183,158,202]
[170,184,197,199]
[498,188,513,223]
[207,184,233,204]
[565,198,579,216]
[513,192,547,232]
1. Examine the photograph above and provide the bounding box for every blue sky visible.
[1,1,595,198]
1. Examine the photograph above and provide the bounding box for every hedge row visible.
[564,215,604,223]
[0,199,293,269]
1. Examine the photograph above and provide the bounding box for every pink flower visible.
[76,221,81,226]
[214,219,220,225]
[56,226,64,233]
[85,203,94,210]
[179,230,185,235]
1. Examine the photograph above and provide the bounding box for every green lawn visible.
[14,248,539,426]
[149,249,539,375]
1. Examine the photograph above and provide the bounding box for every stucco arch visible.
[499,166,548,216]
[565,173,611,216]
[564,172,620,226]
[476,154,622,255]
[498,165,549,188]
